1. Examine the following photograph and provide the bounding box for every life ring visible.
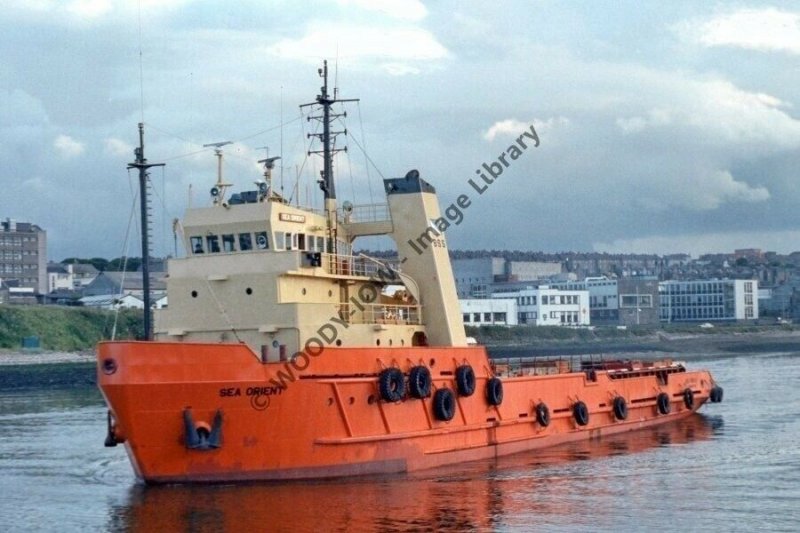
[455,365,476,397]
[612,396,628,421]
[535,402,550,427]
[433,387,456,421]
[683,388,694,409]
[486,377,503,406]
[573,401,589,426]
[378,368,405,402]
[408,365,432,399]
[710,385,724,403]
[656,392,671,415]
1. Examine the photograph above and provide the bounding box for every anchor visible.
[183,409,223,450]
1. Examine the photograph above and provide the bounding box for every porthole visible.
[376,339,381,346]
[302,288,307,295]
[328,290,333,297]
[389,339,393,346]
[191,290,198,298]
[348,397,355,405]
[335,339,342,346]
[245,287,253,295]
[367,394,376,405]
[429,358,436,367]
[326,398,333,406]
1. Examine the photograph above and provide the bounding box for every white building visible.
[550,276,619,323]
[659,279,758,322]
[461,298,518,326]
[494,286,590,326]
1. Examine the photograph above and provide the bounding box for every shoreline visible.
[2,329,798,367]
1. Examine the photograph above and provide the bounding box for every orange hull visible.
[97,341,717,484]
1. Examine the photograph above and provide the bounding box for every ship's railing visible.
[320,253,402,279]
[339,203,391,223]
[337,303,423,325]
[490,353,681,377]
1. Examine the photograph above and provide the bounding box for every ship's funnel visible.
[385,171,467,347]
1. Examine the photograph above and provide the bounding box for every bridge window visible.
[206,235,220,253]
[190,236,204,254]
[298,233,307,251]
[275,232,285,250]
[255,231,269,250]
[222,234,235,252]
[239,233,252,251]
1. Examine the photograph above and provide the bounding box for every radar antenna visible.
[256,146,281,202]
[203,141,232,204]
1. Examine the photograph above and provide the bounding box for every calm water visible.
[1,352,798,532]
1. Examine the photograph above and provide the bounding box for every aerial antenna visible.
[127,123,165,340]
[299,60,358,254]
[203,141,232,204]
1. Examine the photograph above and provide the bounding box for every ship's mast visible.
[300,60,358,254]
[127,123,164,340]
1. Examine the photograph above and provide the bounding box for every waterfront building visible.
[460,298,518,326]
[0,218,47,294]
[549,277,621,324]
[659,279,758,322]
[494,286,590,326]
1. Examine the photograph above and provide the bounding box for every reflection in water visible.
[112,415,717,532]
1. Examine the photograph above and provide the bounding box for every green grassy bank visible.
[0,305,143,351]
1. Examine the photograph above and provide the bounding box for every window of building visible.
[493,312,506,322]
[484,313,491,322]
[473,313,481,323]
[239,233,253,251]
[463,313,470,323]
[222,234,236,252]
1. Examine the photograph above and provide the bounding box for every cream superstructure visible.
[154,171,468,360]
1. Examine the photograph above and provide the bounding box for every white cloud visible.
[614,77,800,149]
[484,117,568,141]
[678,8,800,54]
[66,0,112,18]
[617,109,671,134]
[684,169,770,210]
[54,134,85,158]
[267,23,448,68]
[104,137,132,158]
[336,0,427,22]
[484,119,529,141]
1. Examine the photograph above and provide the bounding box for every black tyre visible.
[535,402,550,427]
[656,392,671,415]
[573,401,589,426]
[485,377,503,406]
[433,388,456,421]
[408,365,432,399]
[683,388,695,409]
[455,365,476,397]
[613,396,628,421]
[378,368,405,402]
[710,385,724,403]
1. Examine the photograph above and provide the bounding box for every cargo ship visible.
[98,62,723,483]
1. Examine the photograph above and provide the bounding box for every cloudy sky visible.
[1,1,799,261]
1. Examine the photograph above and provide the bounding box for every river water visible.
[1,351,798,532]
